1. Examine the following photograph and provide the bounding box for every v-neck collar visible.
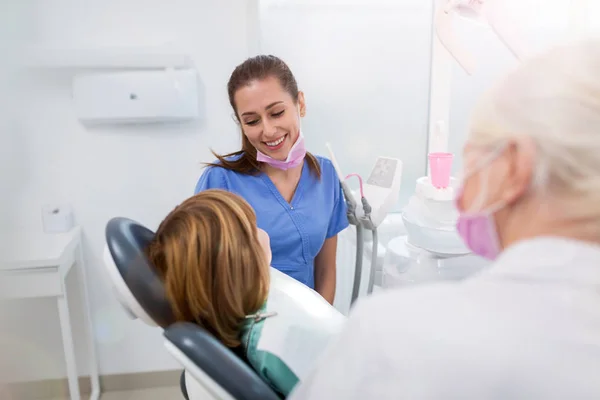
[260,161,308,210]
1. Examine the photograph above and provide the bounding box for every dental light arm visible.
[436,0,525,75]
[326,143,403,306]
[485,2,525,60]
[436,2,477,75]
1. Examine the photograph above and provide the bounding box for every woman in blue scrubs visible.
[194,55,349,304]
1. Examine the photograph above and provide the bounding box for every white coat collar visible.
[483,236,600,286]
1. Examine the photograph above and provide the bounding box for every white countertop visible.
[0,226,81,270]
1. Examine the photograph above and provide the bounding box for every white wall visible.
[259,0,435,207]
[3,0,254,381]
[447,0,589,174]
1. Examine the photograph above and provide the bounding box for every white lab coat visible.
[289,237,600,399]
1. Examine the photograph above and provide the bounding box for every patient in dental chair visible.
[145,189,346,397]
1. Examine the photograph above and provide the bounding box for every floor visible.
[47,386,183,400]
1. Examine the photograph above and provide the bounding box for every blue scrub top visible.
[194,154,349,289]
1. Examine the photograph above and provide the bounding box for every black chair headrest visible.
[105,217,175,328]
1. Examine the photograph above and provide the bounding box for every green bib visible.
[240,305,299,397]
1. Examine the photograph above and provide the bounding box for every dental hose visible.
[342,172,380,304]
[351,223,364,306]
[327,142,369,306]
[360,196,378,295]
[367,229,378,294]
[339,176,363,307]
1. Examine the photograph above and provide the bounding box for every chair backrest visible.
[104,217,175,328]
[105,217,282,399]
[165,322,282,400]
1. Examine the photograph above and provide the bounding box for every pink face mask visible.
[454,147,507,260]
[256,131,307,171]
[256,105,306,171]
[455,186,503,260]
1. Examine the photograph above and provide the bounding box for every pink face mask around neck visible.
[256,131,307,171]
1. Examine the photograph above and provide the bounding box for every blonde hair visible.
[146,190,270,348]
[469,39,600,221]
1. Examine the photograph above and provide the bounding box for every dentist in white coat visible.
[289,39,600,399]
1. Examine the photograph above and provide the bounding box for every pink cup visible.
[428,152,453,189]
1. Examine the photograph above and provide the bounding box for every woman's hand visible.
[314,236,338,304]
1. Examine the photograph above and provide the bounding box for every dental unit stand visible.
[326,144,403,306]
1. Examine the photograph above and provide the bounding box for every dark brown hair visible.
[146,190,270,348]
[207,55,321,178]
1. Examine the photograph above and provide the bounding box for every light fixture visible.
[436,0,525,75]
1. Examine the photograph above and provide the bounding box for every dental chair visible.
[103,217,282,400]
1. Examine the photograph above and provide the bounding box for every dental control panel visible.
[355,156,403,227]
[325,142,403,229]
[367,157,398,188]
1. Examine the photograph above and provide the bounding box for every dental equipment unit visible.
[326,143,403,305]
[436,0,525,75]
[383,121,489,289]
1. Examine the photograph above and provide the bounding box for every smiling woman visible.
[194,55,349,303]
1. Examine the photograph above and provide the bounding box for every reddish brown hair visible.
[207,55,321,177]
[146,190,270,348]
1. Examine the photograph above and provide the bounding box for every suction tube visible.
[326,142,373,306]
[351,224,364,306]
[367,229,378,294]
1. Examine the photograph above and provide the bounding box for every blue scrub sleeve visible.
[326,180,350,238]
[194,166,229,194]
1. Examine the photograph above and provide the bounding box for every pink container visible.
[428,152,453,188]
